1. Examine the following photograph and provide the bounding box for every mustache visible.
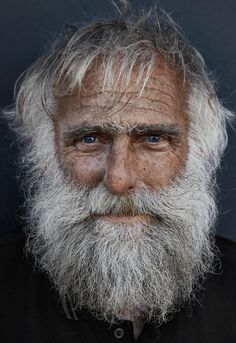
[84,187,155,215]
[77,185,173,223]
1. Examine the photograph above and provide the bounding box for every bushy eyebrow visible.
[62,123,184,141]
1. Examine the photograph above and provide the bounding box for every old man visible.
[1,2,236,342]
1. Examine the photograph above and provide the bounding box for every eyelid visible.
[73,134,97,146]
[75,132,113,146]
[146,132,181,141]
[139,132,166,140]
[74,132,99,141]
[82,135,97,143]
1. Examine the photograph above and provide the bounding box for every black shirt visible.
[0,233,236,343]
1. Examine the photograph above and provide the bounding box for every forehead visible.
[55,60,188,127]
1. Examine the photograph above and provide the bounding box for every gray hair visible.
[3,2,234,323]
[5,1,234,183]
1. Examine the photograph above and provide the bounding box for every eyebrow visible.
[62,123,184,141]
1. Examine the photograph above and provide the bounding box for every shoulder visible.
[201,235,236,308]
[0,232,32,288]
[216,234,236,254]
[215,235,236,275]
[212,235,236,300]
[0,232,26,265]
[0,231,25,253]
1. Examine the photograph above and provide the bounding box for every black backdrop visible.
[0,0,235,240]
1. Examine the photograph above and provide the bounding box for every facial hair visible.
[25,144,217,324]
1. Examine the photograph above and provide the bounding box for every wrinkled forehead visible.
[55,59,188,125]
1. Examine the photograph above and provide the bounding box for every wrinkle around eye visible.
[135,138,170,152]
[74,140,103,152]
[64,143,105,156]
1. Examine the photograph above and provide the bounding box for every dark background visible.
[0,0,235,240]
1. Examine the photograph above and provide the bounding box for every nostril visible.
[128,185,134,192]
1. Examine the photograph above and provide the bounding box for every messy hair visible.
[5,0,234,181]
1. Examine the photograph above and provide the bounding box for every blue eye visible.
[83,136,97,144]
[147,135,161,143]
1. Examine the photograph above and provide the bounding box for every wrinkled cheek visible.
[141,154,186,188]
[63,155,105,186]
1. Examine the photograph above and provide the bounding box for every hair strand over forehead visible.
[3,0,234,181]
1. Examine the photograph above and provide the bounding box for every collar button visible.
[114,327,125,339]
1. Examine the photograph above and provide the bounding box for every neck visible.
[132,318,144,340]
[119,314,144,340]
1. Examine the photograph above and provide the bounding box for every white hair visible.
[3,1,234,325]
[6,3,232,180]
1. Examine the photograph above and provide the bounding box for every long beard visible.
[25,145,217,324]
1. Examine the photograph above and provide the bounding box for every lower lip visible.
[101,214,152,224]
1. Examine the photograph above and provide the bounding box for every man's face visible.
[26,60,214,323]
[54,61,189,213]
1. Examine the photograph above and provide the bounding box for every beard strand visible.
[24,144,217,324]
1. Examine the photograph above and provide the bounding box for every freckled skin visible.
[54,60,189,194]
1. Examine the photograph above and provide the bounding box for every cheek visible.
[63,153,106,185]
[138,151,187,188]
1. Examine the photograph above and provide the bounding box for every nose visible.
[103,139,137,195]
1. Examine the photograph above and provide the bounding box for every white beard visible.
[25,140,217,324]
